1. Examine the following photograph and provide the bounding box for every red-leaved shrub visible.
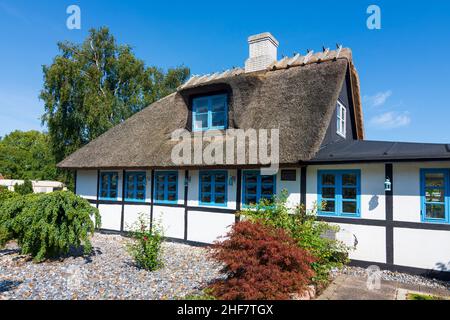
[209,220,316,300]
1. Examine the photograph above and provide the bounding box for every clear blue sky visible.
[0,0,449,143]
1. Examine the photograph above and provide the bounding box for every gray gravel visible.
[332,266,449,291]
[0,233,222,300]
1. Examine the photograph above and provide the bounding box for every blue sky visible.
[0,0,449,143]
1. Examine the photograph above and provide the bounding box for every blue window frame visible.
[420,169,450,224]
[318,170,361,217]
[242,171,276,206]
[192,94,228,131]
[199,171,228,206]
[125,172,146,202]
[99,172,119,200]
[154,171,178,204]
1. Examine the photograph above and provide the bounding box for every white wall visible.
[276,168,301,208]
[394,228,450,270]
[123,205,149,231]
[98,204,122,231]
[306,163,386,220]
[335,223,386,263]
[153,205,185,239]
[187,211,235,243]
[76,170,97,200]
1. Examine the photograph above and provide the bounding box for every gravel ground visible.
[332,266,449,291]
[0,233,223,300]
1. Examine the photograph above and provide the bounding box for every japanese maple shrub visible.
[241,190,350,286]
[209,220,315,300]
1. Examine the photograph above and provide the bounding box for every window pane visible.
[168,174,177,183]
[211,112,226,127]
[322,187,335,199]
[194,114,208,129]
[156,175,165,183]
[156,183,164,193]
[137,175,145,184]
[322,174,335,186]
[343,201,357,214]
[201,174,211,183]
[261,176,274,184]
[156,191,165,201]
[211,97,226,112]
[201,183,211,193]
[168,183,177,192]
[343,174,357,186]
[167,192,176,201]
[425,188,444,203]
[425,204,445,219]
[101,189,108,198]
[110,190,117,198]
[425,173,445,187]
[245,174,257,184]
[127,190,134,199]
[136,191,145,200]
[215,173,226,183]
[215,195,225,204]
[194,99,208,113]
[323,200,335,212]
[245,184,257,194]
[261,184,274,196]
[201,194,211,203]
[215,183,225,194]
[343,187,357,200]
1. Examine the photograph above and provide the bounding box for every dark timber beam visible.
[385,163,394,265]
[300,166,307,207]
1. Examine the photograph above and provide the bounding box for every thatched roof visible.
[58,48,363,169]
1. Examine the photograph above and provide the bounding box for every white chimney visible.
[245,32,279,73]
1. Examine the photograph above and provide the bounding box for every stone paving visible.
[317,275,450,300]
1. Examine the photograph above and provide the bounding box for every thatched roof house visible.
[61,32,450,280]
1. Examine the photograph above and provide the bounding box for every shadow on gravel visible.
[0,248,21,257]
[0,280,22,293]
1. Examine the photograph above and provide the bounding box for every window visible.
[192,94,228,131]
[243,171,276,206]
[100,172,118,200]
[336,101,346,138]
[318,170,360,217]
[199,171,228,206]
[125,172,146,202]
[154,171,178,203]
[421,169,449,223]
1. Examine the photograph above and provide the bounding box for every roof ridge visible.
[178,47,352,91]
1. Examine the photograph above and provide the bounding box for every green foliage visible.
[14,180,34,195]
[0,130,59,181]
[40,27,190,163]
[183,289,217,300]
[240,190,350,285]
[0,191,100,261]
[126,213,164,271]
[407,293,445,300]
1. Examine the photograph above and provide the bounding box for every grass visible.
[407,293,445,300]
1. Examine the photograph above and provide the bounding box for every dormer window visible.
[336,101,346,138]
[192,94,228,131]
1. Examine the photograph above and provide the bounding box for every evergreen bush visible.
[0,191,100,261]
